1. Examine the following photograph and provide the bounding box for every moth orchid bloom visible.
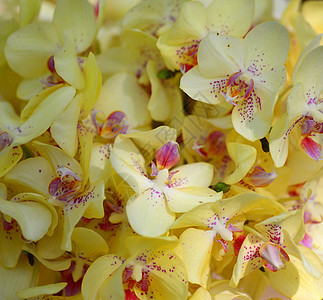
[170,193,283,286]
[232,210,322,287]
[4,142,105,251]
[5,0,96,95]
[270,42,323,167]
[110,137,222,237]
[157,0,254,72]
[180,21,289,141]
[81,236,188,300]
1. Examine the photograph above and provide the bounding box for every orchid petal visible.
[206,0,254,37]
[5,23,59,78]
[126,189,175,237]
[147,248,188,299]
[82,255,125,300]
[0,256,33,299]
[32,141,83,180]
[179,228,215,287]
[16,283,67,299]
[13,86,76,145]
[224,142,256,184]
[169,162,214,188]
[51,94,82,157]
[164,186,222,213]
[268,250,323,300]
[54,31,85,89]
[53,0,95,53]
[231,233,265,286]
[0,195,52,242]
[0,145,23,177]
[71,227,109,281]
[180,66,224,105]
[244,21,289,75]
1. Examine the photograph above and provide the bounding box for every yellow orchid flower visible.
[82,236,188,300]
[157,0,254,72]
[5,0,96,82]
[170,193,284,286]
[181,21,289,141]
[4,142,105,251]
[110,136,222,237]
[270,39,323,167]
[231,210,322,287]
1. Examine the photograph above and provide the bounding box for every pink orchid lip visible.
[300,233,313,249]
[178,41,200,73]
[92,110,129,139]
[0,131,12,151]
[223,72,254,105]
[247,166,278,187]
[48,166,82,202]
[122,266,150,295]
[301,118,316,135]
[155,141,180,170]
[300,136,322,161]
[192,131,226,159]
[259,242,290,272]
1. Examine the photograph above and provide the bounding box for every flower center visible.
[48,166,82,203]
[222,72,254,106]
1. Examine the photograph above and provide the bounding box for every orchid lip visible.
[0,131,12,151]
[259,242,290,272]
[155,141,180,170]
[48,166,82,203]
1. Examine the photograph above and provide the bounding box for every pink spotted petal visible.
[301,137,322,161]
[301,118,316,135]
[155,141,180,170]
[259,242,290,272]
[300,233,313,249]
[248,166,278,187]
[0,132,12,151]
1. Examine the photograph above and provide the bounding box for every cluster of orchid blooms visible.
[0,0,323,299]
